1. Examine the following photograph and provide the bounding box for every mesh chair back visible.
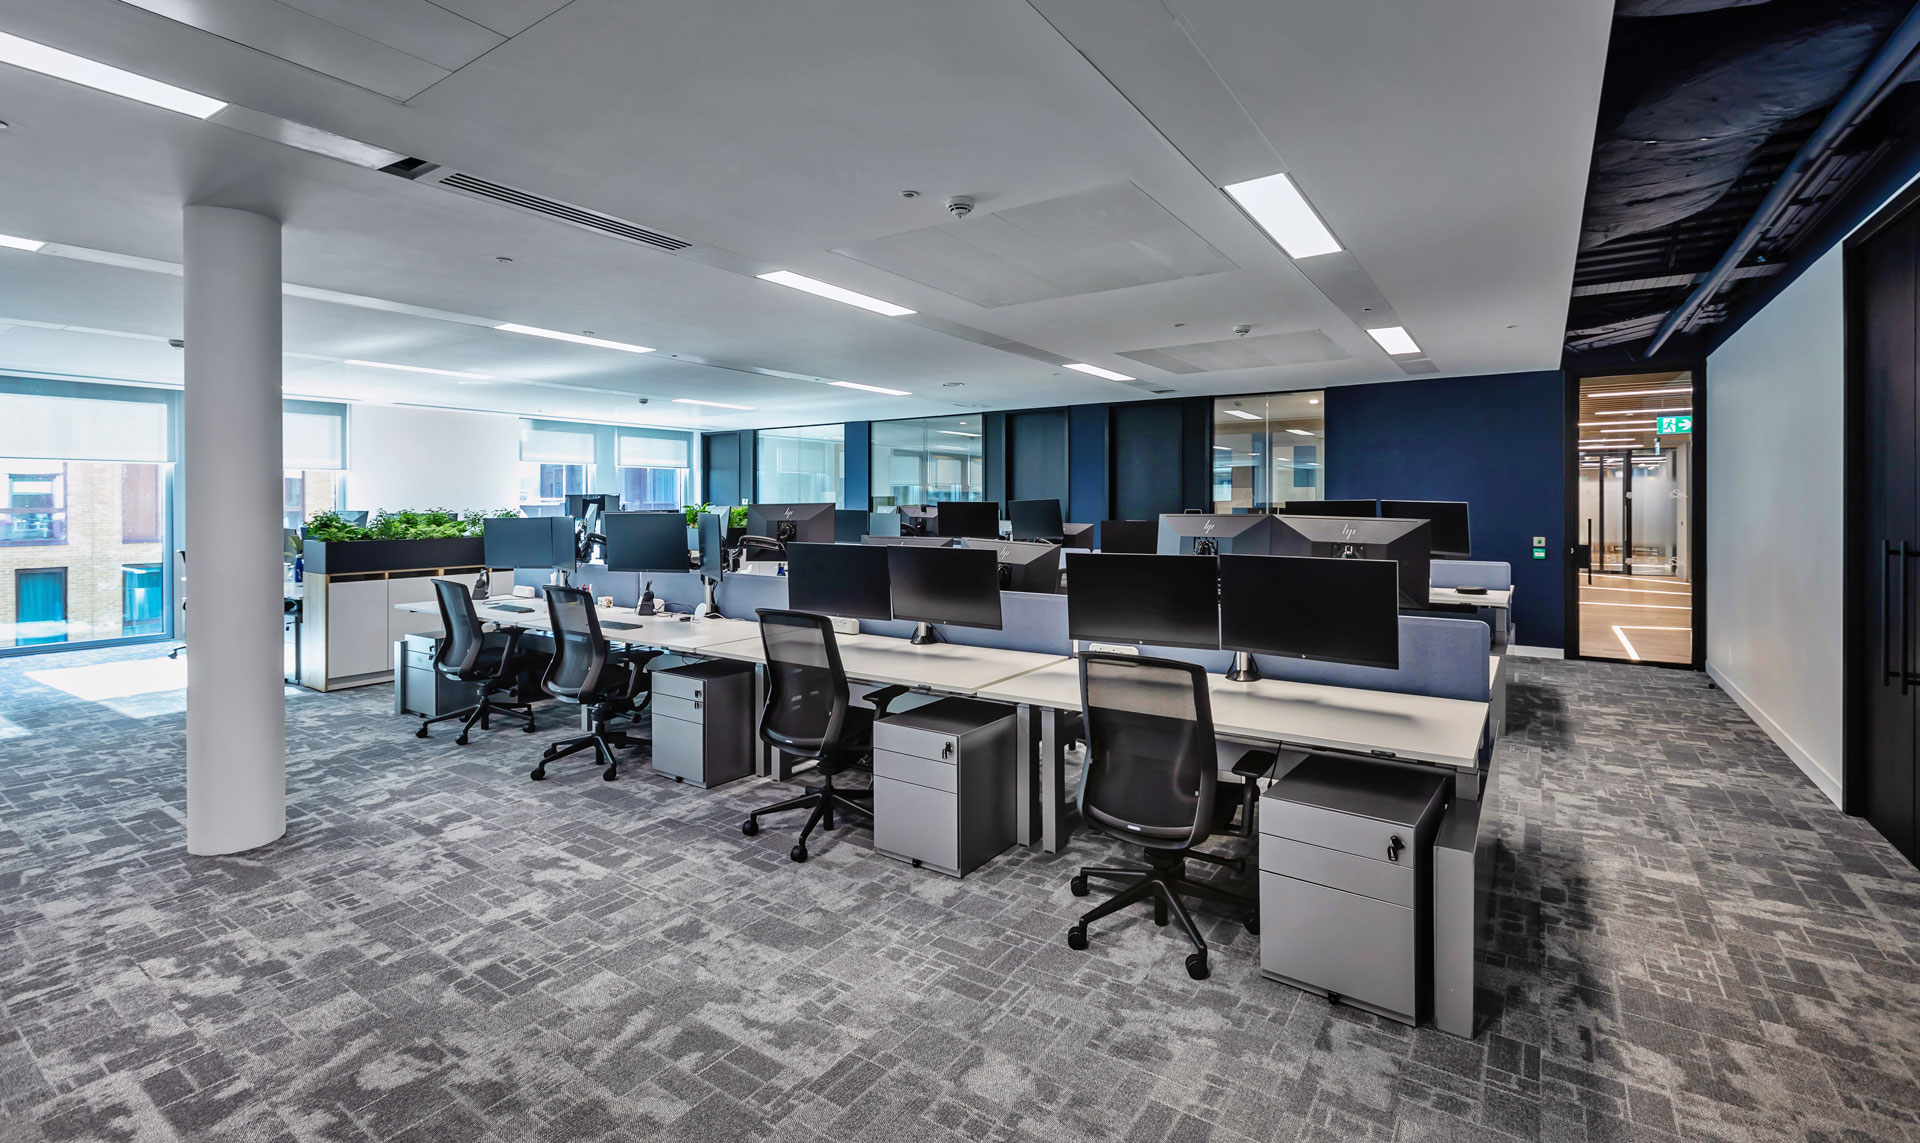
[757,609,849,761]
[542,585,608,702]
[1077,653,1217,847]
[432,579,485,677]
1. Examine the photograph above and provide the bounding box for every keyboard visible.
[492,604,535,613]
[600,621,641,631]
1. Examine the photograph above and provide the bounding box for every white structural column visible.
[183,205,286,855]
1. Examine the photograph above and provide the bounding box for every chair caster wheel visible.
[415,726,429,739]
[455,734,469,746]
[789,845,808,863]
[1066,925,1089,951]
[1186,953,1210,981]
[523,724,537,734]
[530,767,547,781]
[1244,911,1260,936]
[673,775,683,783]
[1069,875,1089,897]
[603,767,617,781]
[742,819,759,837]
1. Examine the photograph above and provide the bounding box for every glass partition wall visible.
[1212,391,1326,512]
[871,415,985,509]
[756,424,845,506]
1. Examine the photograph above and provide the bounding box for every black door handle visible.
[1905,542,1916,696]
[1887,542,1901,686]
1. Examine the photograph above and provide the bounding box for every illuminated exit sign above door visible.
[1657,415,1693,435]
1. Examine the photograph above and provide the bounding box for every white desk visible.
[692,631,1063,694]
[976,658,1489,852]
[1428,586,1511,611]
[393,599,762,658]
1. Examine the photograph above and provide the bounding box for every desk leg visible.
[1015,704,1036,846]
[753,663,772,777]
[1040,707,1069,853]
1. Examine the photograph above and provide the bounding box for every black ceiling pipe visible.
[1646,0,1920,355]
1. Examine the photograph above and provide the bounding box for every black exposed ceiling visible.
[1566,0,1916,357]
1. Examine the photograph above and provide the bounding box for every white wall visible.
[1705,246,1844,805]
[345,405,522,513]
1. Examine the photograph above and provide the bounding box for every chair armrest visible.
[864,685,910,717]
[1231,750,1279,780]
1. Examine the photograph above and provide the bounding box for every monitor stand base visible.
[1226,651,1261,683]
[910,622,939,646]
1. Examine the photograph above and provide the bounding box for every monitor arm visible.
[737,535,785,561]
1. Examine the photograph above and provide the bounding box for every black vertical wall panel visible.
[1009,408,1070,506]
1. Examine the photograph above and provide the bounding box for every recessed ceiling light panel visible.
[1225,409,1261,421]
[673,398,754,410]
[757,270,915,317]
[495,323,654,354]
[344,359,493,380]
[1221,172,1342,259]
[0,233,46,252]
[0,31,226,118]
[1366,326,1421,355]
[829,380,911,395]
[1063,363,1134,382]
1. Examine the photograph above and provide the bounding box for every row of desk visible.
[395,597,1493,855]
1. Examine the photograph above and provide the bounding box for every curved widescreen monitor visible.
[1378,500,1471,558]
[887,544,1002,630]
[1065,552,1219,650]
[1219,554,1399,669]
[786,542,893,621]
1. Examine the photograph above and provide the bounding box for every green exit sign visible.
[1657,415,1693,435]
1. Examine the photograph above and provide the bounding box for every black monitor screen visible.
[603,512,689,572]
[935,500,1000,539]
[1379,500,1471,558]
[1097,520,1158,554]
[834,509,871,544]
[483,516,576,570]
[787,542,893,621]
[887,545,1002,629]
[1220,554,1399,670]
[1065,552,1219,650]
[1008,498,1064,541]
[694,513,724,576]
[745,502,835,559]
[1283,499,1379,518]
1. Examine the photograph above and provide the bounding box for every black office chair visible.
[532,584,658,782]
[740,609,905,863]
[417,579,537,744]
[1066,652,1264,980]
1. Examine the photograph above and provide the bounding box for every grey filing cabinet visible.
[1259,755,1449,1026]
[871,697,1017,877]
[650,660,755,788]
[395,633,482,718]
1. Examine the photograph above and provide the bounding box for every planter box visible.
[305,536,485,576]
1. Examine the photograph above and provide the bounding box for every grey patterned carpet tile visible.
[1,646,1917,1142]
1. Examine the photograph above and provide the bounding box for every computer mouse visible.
[1455,585,1488,595]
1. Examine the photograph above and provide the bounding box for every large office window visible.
[0,382,173,652]
[284,403,347,529]
[1212,391,1326,512]
[520,422,596,509]
[618,430,692,510]
[757,424,845,507]
[870,415,984,509]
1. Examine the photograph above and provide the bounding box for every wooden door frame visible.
[1562,364,1708,669]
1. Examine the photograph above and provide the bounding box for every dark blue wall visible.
[1009,409,1070,506]
[1068,404,1109,523]
[1325,370,1566,649]
[843,421,870,509]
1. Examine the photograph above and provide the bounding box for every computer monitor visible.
[862,535,954,548]
[834,509,871,544]
[898,504,937,536]
[483,516,576,570]
[957,538,1064,593]
[1156,513,1277,556]
[935,500,1000,539]
[566,494,610,528]
[1061,522,1095,550]
[866,512,903,538]
[603,511,690,572]
[694,513,724,577]
[1283,499,1379,518]
[1065,552,1219,650]
[1008,498,1065,542]
[1097,520,1158,554]
[887,544,1002,637]
[786,542,893,621]
[745,502,835,560]
[1220,554,1400,670]
[1378,500,1471,558]
[1270,515,1432,608]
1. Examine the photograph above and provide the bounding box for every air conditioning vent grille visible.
[436,173,692,252]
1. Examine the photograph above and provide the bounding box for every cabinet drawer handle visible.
[1386,835,1404,863]
[941,741,954,759]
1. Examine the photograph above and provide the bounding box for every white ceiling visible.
[0,0,1613,431]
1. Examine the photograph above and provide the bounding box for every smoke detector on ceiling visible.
[947,196,975,219]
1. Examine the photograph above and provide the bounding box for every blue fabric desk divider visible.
[507,566,703,612]
[1248,615,1490,703]
[859,591,1073,655]
[1430,560,1512,590]
[716,573,789,619]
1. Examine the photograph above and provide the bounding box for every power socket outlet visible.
[830,616,860,636]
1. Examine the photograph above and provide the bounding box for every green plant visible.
[284,530,303,557]
[683,502,715,528]
[305,508,520,542]
[303,510,367,542]
[728,505,749,529]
